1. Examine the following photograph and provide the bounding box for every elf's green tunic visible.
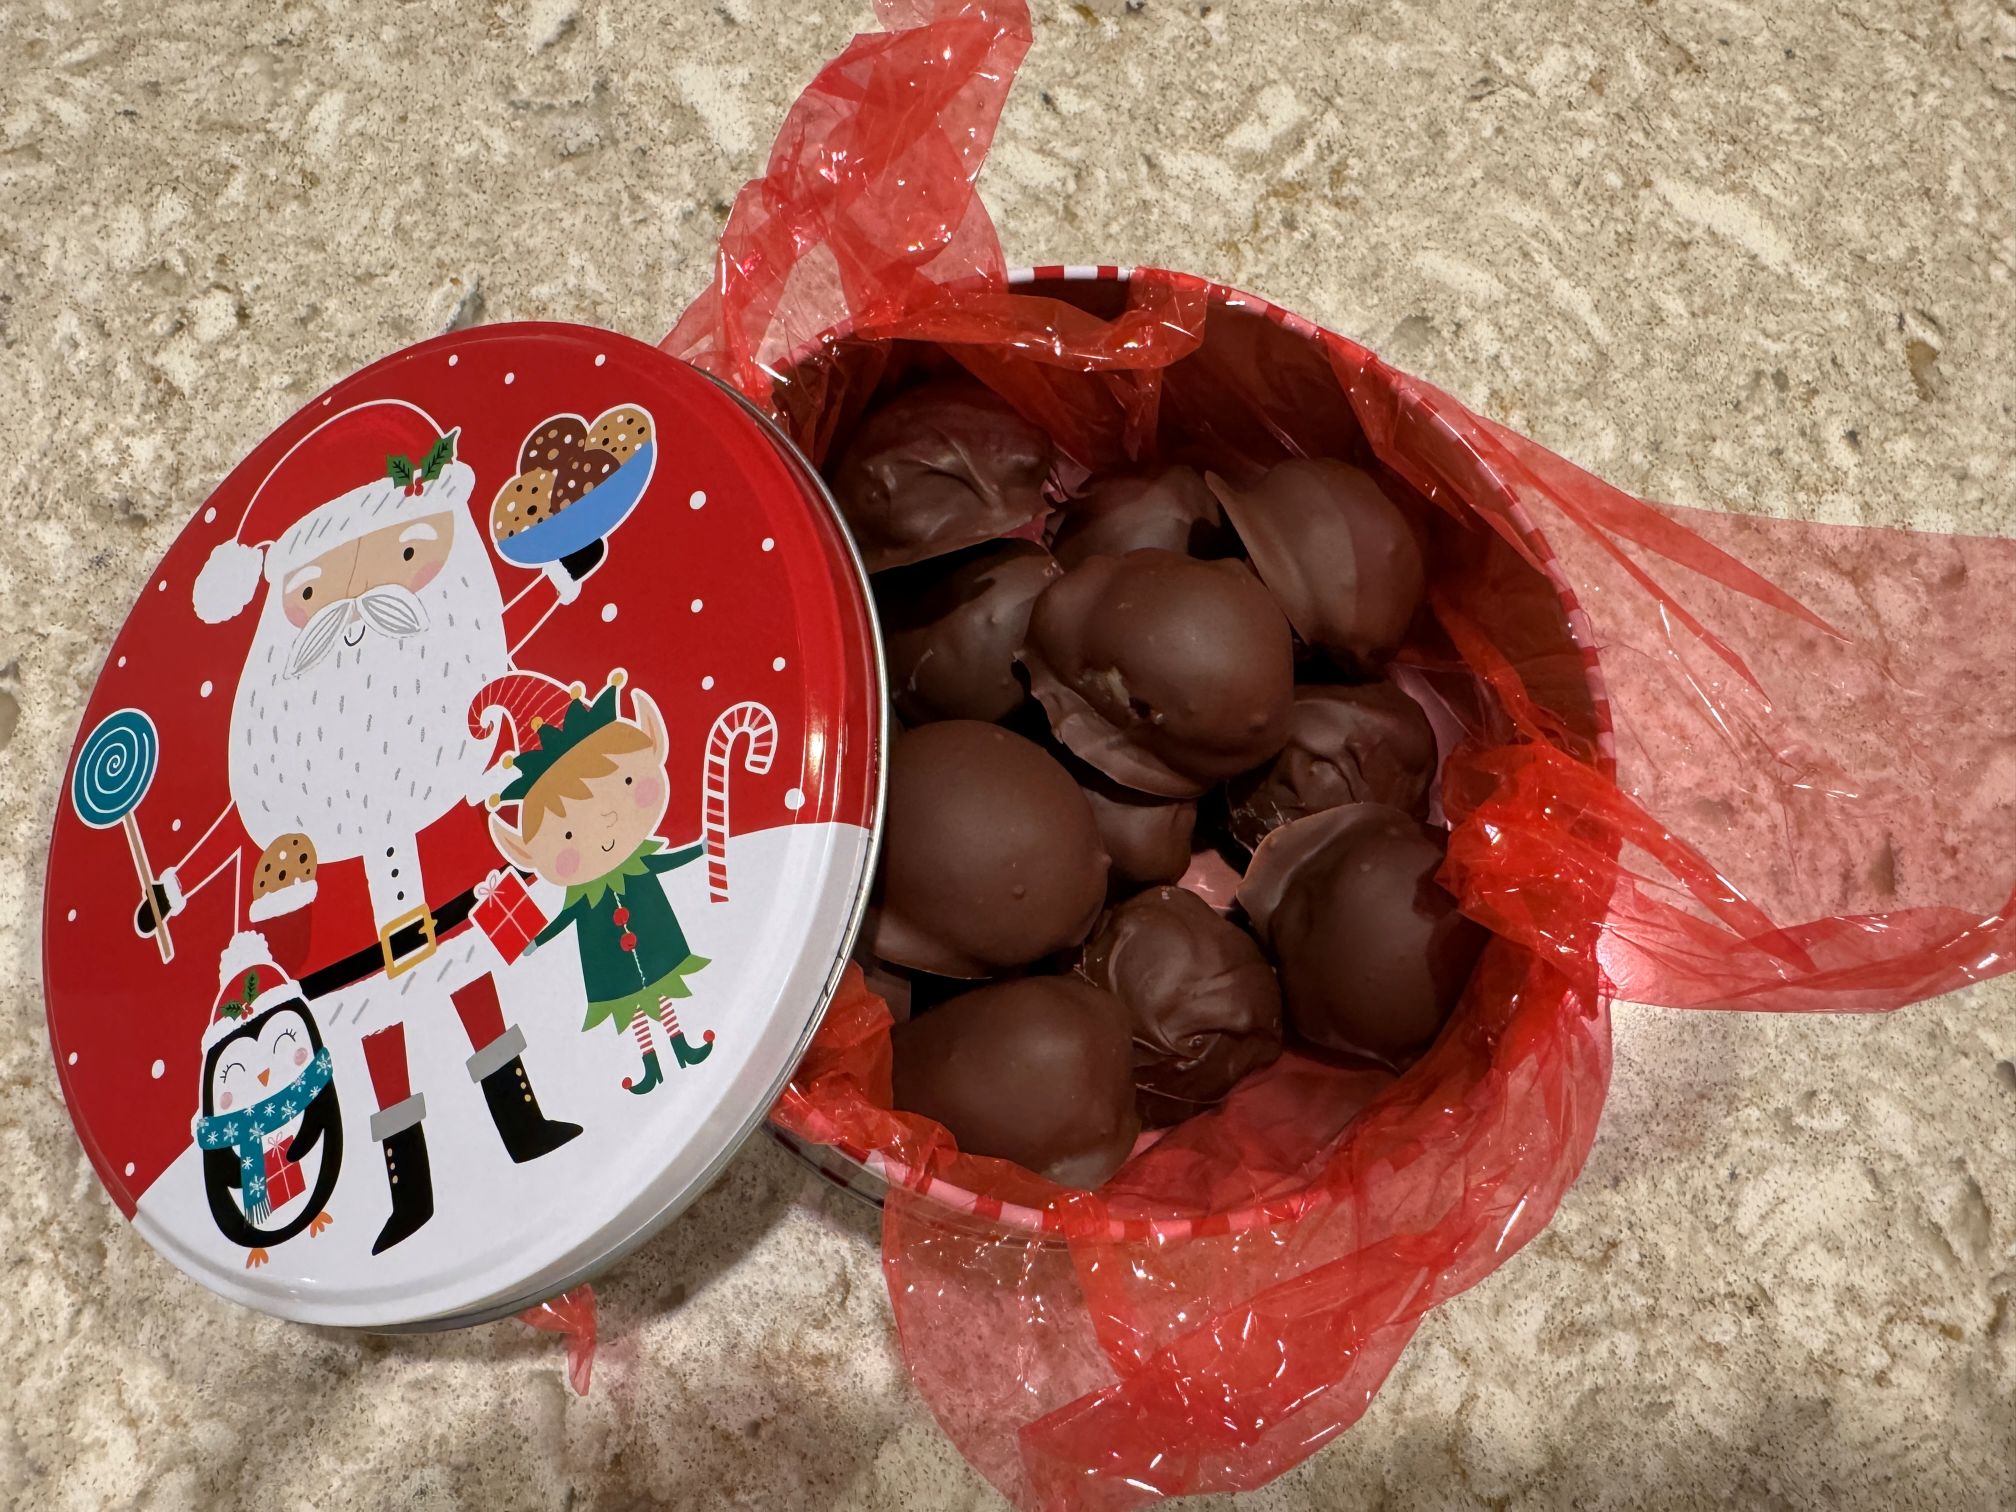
[529,839,711,1032]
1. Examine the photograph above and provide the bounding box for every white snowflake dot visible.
[600,603,618,624]
[156,580,167,592]
[448,353,459,367]
[67,1051,78,1066]
[171,818,182,833]
[688,490,707,510]
[504,371,516,385]
[199,679,214,698]
[322,396,332,406]
[760,537,775,552]
[124,1163,136,1177]
[67,908,77,922]
[203,506,217,524]
[772,657,787,672]
[784,787,806,812]
[150,1059,165,1079]
[689,598,703,613]
[594,353,607,367]
[117,656,127,668]
[701,676,715,691]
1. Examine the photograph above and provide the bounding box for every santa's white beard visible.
[230,548,509,862]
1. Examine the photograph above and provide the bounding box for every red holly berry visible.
[612,907,631,926]
[619,931,638,952]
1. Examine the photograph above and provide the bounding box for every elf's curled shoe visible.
[623,1050,665,1095]
[670,1030,715,1069]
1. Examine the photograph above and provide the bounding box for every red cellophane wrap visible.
[517,1284,598,1397]
[667,2,2016,1506]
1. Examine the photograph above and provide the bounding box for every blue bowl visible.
[496,441,657,566]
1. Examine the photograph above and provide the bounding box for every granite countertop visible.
[2,2,2011,1507]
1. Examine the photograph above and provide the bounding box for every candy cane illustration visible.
[702,702,778,902]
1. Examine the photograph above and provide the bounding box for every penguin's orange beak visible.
[257,1069,271,1087]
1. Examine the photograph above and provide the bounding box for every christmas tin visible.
[42,321,884,1329]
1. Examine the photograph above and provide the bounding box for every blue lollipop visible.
[71,707,173,961]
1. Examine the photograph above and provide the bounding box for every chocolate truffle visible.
[1237,804,1485,1062]
[1052,465,1230,569]
[829,380,1054,572]
[869,721,1109,977]
[891,977,1140,1188]
[1207,459,1426,668]
[879,541,1063,725]
[1226,680,1437,848]
[1075,761,1197,886]
[1078,886,1283,1127]
[1021,549,1295,797]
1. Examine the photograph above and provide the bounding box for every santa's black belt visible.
[299,887,482,1001]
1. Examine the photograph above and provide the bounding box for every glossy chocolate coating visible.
[1208,459,1426,668]
[869,721,1109,977]
[829,380,1054,572]
[891,977,1140,1188]
[1021,549,1295,797]
[1226,680,1437,848]
[1075,761,1198,886]
[879,541,1063,725]
[1052,466,1230,569]
[1237,804,1484,1061]
[1078,886,1283,1127]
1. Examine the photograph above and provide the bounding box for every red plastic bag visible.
[669,2,2016,1506]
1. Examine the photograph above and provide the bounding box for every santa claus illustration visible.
[133,398,611,1255]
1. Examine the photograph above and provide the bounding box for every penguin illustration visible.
[192,932,343,1268]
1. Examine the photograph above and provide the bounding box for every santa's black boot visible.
[470,1027,581,1163]
[369,1098,434,1256]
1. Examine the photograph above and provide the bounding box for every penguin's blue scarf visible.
[194,1048,333,1223]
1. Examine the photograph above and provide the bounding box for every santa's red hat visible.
[193,399,472,625]
[204,931,302,1052]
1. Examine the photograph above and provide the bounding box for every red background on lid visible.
[44,321,880,1216]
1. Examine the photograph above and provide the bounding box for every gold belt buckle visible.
[380,903,437,979]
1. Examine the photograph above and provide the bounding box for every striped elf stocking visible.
[659,996,716,1069]
[621,1014,663,1095]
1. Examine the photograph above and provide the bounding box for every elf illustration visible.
[471,671,718,1094]
[193,934,343,1268]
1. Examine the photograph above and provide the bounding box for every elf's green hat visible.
[467,670,628,807]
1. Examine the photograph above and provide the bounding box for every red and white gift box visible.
[262,1140,306,1210]
[473,869,548,961]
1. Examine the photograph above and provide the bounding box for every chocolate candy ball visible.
[1075,761,1197,886]
[1237,804,1485,1061]
[1078,886,1283,1127]
[1021,549,1295,798]
[869,721,1109,977]
[879,541,1062,725]
[1226,680,1437,848]
[1052,465,1230,569]
[829,380,1054,572]
[1207,459,1426,668]
[891,977,1140,1188]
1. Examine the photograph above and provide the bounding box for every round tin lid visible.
[42,322,883,1328]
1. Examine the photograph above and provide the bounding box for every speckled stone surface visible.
[3,2,2012,1508]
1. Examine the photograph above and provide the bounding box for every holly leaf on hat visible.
[419,428,458,483]
[386,454,417,489]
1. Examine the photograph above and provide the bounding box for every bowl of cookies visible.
[490,405,657,577]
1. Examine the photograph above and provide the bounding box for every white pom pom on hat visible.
[192,539,267,625]
[216,929,277,992]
